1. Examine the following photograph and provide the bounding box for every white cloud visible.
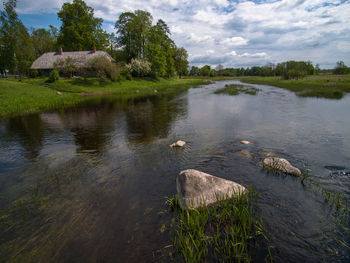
[14,0,350,68]
[221,37,248,46]
[239,52,268,58]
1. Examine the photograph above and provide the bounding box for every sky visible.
[14,0,350,69]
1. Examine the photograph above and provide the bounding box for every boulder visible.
[169,140,186,147]
[56,91,62,95]
[240,140,251,145]
[263,157,301,176]
[176,169,247,209]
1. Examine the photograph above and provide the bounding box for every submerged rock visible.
[169,140,186,147]
[263,157,301,176]
[240,140,251,145]
[260,149,279,158]
[176,169,247,209]
[235,149,255,159]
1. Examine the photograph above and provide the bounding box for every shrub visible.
[126,58,151,77]
[120,66,132,80]
[87,55,118,81]
[48,69,60,83]
[53,57,77,78]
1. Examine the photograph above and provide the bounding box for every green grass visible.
[0,77,208,119]
[241,75,350,99]
[214,84,259,96]
[166,188,268,262]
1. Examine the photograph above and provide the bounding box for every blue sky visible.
[14,0,350,68]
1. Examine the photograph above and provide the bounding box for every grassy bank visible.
[241,75,350,99]
[0,77,208,119]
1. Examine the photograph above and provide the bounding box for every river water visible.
[0,80,349,262]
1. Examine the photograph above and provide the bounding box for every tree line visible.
[190,60,349,79]
[0,0,348,79]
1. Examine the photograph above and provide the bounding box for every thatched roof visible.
[30,50,115,69]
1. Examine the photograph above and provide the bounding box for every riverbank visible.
[0,77,209,119]
[241,75,350,99]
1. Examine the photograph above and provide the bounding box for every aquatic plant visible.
[166,187,269,262]
[214,84,259,96]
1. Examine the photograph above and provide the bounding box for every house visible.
[30,47,115,76]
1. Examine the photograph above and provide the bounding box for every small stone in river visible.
[176,169,247,209]
[240,140,251,145]
[263,157,301,176]
[56,91,62,95]
[154,89,158,93]
[169,140,186,147]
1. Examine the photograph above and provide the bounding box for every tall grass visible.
[166,187,268,262]
[214,84,259,96]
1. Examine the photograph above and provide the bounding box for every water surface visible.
[1,80,349,262]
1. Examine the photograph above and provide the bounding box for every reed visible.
[166,187,268,262]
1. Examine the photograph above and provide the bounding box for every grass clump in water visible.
[166,188,268,262]
[214,84,259,96]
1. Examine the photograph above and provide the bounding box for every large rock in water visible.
[263,157,301,176]
[176,169,247,209]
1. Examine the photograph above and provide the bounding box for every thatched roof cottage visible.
[31,47,115,75]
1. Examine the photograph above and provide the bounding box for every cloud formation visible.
[15,0,350,68]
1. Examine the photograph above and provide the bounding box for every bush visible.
[126,58,151,77]
[53,57,77,78]
[120,66,132,80]
[48,69,60,83]
[87,55,118,81]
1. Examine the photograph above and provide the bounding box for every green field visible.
[0,78,208,119]
[241,75,350,99]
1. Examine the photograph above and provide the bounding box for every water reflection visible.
[125,95,188,143]
[1,115,45,160]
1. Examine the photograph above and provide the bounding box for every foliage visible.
[126,58,151,77]
[200,65,211,76]
[333,61,349,75]
[30,27,56,57]
[0,0,35,77]
[87,55,118,81]
[57,0,108,51]
[48,69,60,83]
[174,47,189,77]
[189,66,200,76]
[115,10,188,78]
[53,57,78,78]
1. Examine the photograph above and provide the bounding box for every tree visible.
[174,47,189,77]
[334,61,349,75]
[31,27,56,57]
[189,66,200,76]
[0,0,34,77]
[57,0,108,51]
[200,65,211,76]
[115,10,152,62]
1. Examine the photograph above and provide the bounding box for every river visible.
[0,80,349,262]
